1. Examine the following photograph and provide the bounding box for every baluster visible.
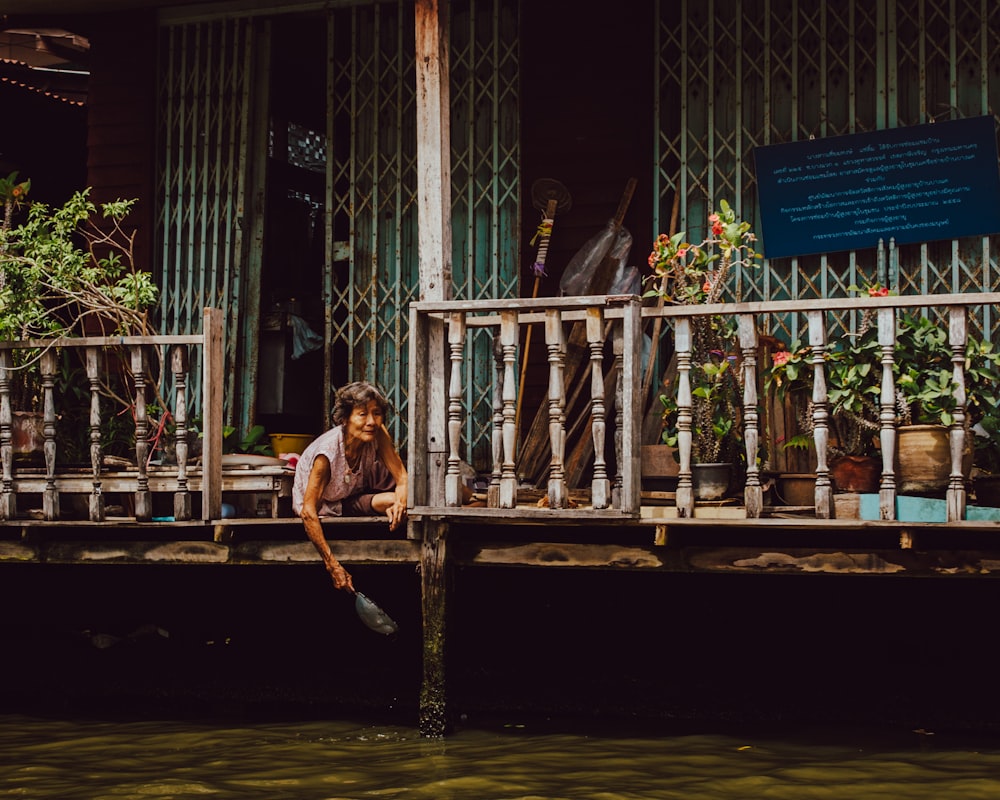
[446,312,466,507]
[0,350,14,519]
[806,311,833,518]
[545,309,568,508]
[489,334,503,508]
[878,308,898,520]
[612,321,624,509]
[739,315,762,518]
[586,307,610,509]
[172,344,192,521]
[131,345,152,521]
[674,318,694,518]
[85,347,105,522]
[947,306,968,521]
[499,310,519,508]
[40,349,59,520]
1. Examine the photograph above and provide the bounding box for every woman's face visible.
[344,399,384,443]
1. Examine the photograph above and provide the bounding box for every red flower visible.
[711,221,723,236]
[702,280,712,293]
[868,286,889,297]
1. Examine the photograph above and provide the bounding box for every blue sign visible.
[753,115,1000,259]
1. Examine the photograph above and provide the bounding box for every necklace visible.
[344,448,363,483]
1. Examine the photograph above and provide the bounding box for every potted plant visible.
[971,404,1000,506]
[658,343,743,498]
[764,323,882,497]
[646,199,761,499]
[0,180,157,340]
[0,173,160,463]
[825,324,883,491]
[891,307,1000,494]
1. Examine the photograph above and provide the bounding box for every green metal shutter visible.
[156,17,256,423]
[655,0,1000,342]
[156,2,518,452]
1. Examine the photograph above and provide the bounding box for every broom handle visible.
[515,198,560,437]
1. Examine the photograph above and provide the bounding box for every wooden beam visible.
[419,519,450,737]
[414,0,451,519]
[415,0,451,303]
[202,308,224,521]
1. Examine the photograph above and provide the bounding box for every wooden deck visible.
[5,294,1000,734]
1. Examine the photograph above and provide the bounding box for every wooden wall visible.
[84,10,157,279]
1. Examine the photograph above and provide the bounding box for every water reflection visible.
[2,713,1000,799]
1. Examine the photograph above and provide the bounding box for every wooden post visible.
[947,306,968,522]
[202,307,224,521]
[616,296,642,514]
[407,304,432,513]
[674,318,694,518]
[445,312,466,506]
[85,347,105,522]
[130,345,151,521]
[545,308,568,509]
[419,518,450,737]
[489,334,503,507]
[877,307,898,520]
[739,314,763,518]
[0,350,15,520]
[586,307,610,509]
[499,310,519,508]
[806,311,833,518]
[40,349,59,521]
[415,0,452,517]
[172,344,192,521]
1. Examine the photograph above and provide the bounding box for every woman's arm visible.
[299,454,354,591]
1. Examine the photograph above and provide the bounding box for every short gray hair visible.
[332,381,389,426]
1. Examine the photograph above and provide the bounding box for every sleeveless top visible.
[291,425,376,516]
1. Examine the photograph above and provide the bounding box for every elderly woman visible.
[292,381,407,591]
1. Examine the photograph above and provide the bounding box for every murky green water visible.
[2,713,1000,799]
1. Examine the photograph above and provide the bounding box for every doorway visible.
[256,14,329,438]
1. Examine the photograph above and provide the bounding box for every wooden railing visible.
[0,308,225,523]
[408,292,1000,523]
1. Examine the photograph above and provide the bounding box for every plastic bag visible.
[559,221,633,296]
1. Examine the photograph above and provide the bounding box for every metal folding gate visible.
[156,0,519,457]
[655,0,1000,343]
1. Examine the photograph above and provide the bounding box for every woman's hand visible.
[385,498,407,531]
[325,554,354,592]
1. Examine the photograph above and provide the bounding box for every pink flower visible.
[868,286,889,297]
[708,213,720,224]
[676,248,687,258]
[771,350,791,366]
[702,280,712,293]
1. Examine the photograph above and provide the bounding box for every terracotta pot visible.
[830,455,881,493]
[897,424,969,494]
[692,462,732,500]
[775,472,815,506]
